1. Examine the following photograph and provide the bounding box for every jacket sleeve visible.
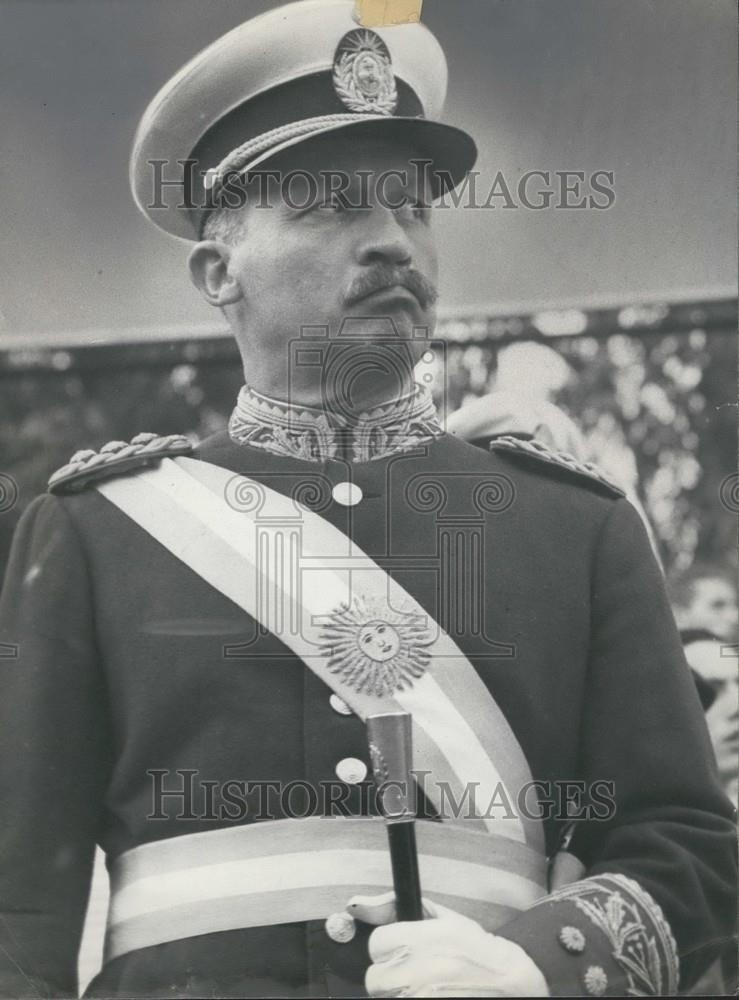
[0,494,111,999]
[496,496,737,996]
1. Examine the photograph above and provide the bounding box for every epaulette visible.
[489,435,625,498]
[48,432,193,495]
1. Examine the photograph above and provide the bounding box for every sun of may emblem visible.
[319,596,434,696]
[332,29,398,116]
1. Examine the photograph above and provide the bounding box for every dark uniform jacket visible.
[0,429,735,998]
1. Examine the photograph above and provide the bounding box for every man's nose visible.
[354,207,413,267]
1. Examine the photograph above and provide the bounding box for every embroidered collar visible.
[228,383,443,463]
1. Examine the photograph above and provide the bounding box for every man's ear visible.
[187,241,243,307]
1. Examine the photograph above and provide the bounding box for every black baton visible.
[366,712,424,922]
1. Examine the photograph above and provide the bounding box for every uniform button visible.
[325,911,356,943]
[583,965,608,996]
[335,757,367,784]
[332,482,363,506]
[329,693,353,716]
[559,925,586,953]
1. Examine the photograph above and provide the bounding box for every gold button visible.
[325,910,356,943]
[335,757,367,784]
[329,693,353,716]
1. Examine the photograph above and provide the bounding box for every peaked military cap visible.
[130,0,478,239]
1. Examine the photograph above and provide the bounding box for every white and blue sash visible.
[96,457,547,960]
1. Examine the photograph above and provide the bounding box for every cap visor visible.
[190,116,477,238]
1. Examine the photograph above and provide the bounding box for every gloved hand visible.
[347,891,549,998]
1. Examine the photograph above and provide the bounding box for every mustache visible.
[345,266,438,310]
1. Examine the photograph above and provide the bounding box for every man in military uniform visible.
[0,2,735,997]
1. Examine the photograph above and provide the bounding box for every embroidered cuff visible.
[496,873,679,996]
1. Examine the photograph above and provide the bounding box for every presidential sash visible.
[96,456,547,959]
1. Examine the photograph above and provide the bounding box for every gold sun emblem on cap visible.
[319,596,433,696]
[333,29,398,116]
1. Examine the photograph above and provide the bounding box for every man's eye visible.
[316,195,346,213]
[395,198,430,221]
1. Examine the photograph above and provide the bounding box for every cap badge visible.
[319,595,433,696]
[333,29,398,116]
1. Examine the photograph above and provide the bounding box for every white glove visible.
[347,891,549,998]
